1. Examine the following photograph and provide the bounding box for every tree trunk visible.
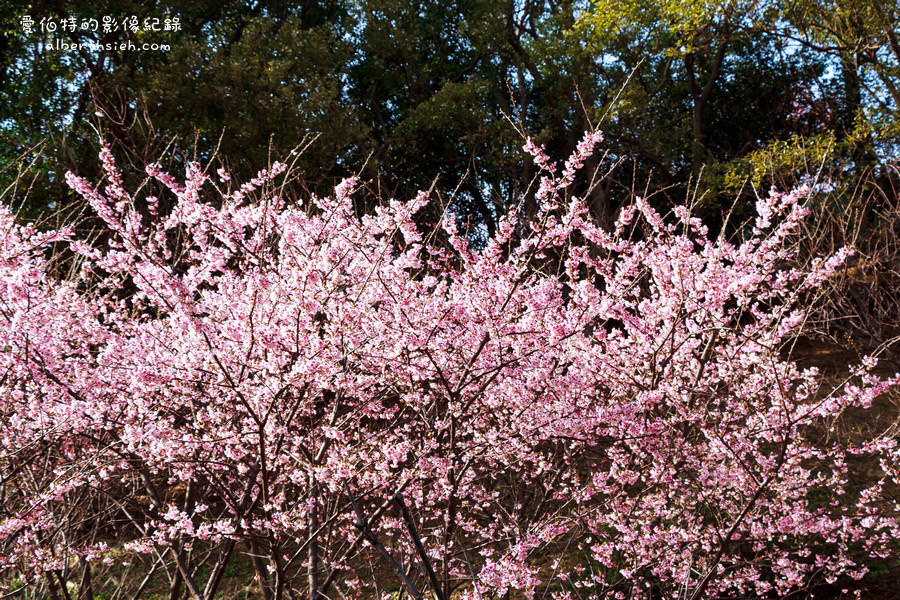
[77,557,94,600]
[308,477,319,600]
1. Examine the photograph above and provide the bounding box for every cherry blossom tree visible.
[0,134,896,599]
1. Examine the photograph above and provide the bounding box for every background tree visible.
[1,0,898,336]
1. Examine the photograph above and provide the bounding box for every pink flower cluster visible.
[0,135,896,598]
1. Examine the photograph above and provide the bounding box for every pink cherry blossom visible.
[0,137,895,598]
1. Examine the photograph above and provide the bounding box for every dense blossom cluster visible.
[0,134,897,599]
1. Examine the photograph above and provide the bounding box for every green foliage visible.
[721,133,836,189]
[0,0,897,227]
[577,0,744,50]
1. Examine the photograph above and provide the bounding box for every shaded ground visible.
[789,339,900,600]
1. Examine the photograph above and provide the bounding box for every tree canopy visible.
[1,0,898,227]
